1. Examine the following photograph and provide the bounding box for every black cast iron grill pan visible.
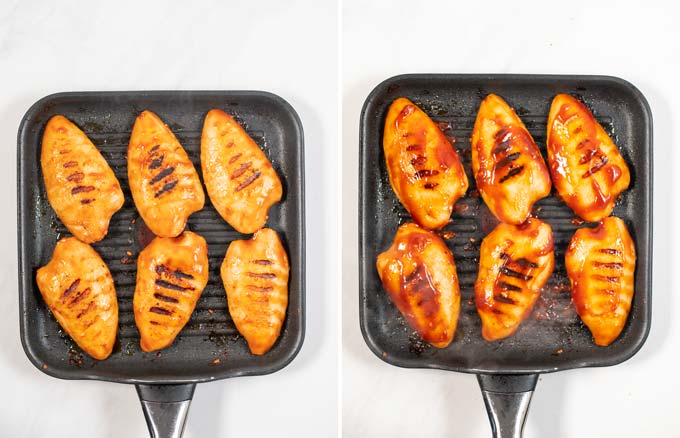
[359,74,652,437]
[18,91,305,437]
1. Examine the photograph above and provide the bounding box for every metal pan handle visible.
[477,374,538,438]
[136,383,196,438]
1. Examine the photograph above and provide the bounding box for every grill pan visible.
[18,91,305,437]
[359,74,652,437]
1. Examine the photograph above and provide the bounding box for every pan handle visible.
[135,383,196,438]
[477,374,538,438]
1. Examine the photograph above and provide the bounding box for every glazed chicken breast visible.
[383,97,468,230]
[133,231,209,352]
[376,222,461,348]
[471,94,551,224]
[201,109,283,234]
[128,110,205,237]
[547,94,630,222]
[475,219,554,341]
[36,237,118,360]
[565,216,636,346]
[41,115,124,243]
[221,228,289,355]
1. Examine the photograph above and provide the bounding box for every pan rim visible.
[17,89,306,385]
[358,73,653,375]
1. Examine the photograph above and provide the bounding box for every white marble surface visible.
[342,1,679,437]
[0,1,337,437]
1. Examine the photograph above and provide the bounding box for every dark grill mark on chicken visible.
[253,259,273,265]
[499,165,525,183]
[414,169,439,179]
[76,301,96,319]
[500,266,533,281]
[80,198,95,204]
[63,279,81,298]
[515,258,539,269]
[154,293,179,303]
[235,171,261,192]
[494,294,515,305]
[582,155,609,178]
[599,248,622,255]
[410,155,427,166]
[498,281,522,292]
[593,261,623,270]
[149,155,164,169]
[71,185,95,194]
[68,287,91,307]
[150,306,172,315]
[172,270,194,280]
[150,166,175,184]
[246,285,274,293]
[231,162,252,179]
[150,145,160,152]
[592,274,620,283]
[406,144,420,151]
[496,152,520,169]
[66,172,84,182]
[154,180,178,198]
[579,148,599,164]
[424,182,439,189]
[247,272,276,279]
[229,153,242,164]
[63,161,78,168]
[155,279,192,292]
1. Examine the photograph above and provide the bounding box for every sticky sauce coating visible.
[376,223,461,347]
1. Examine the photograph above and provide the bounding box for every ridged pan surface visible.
[18,91,305,384]
[359,75,652,374]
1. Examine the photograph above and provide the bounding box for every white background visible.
[343,1,679,437]
[0,1,337,437]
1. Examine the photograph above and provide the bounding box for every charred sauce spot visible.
[63,161,78,168]
[253,259,273,265]
[80,198,95,205]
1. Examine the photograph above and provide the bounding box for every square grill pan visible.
[18,91,305,436]
[359,74,652,436]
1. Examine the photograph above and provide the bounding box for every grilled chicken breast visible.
[471,94,551,224]
[201,109,283,234]
[133,231,209,352]
[565,217,635,346]
[475,219,554,341]
[376,222,461,348]
[128,110,205,237]
[221,228,289,355]
[36,237,118,360]
[41,115,124,243]
[383,97,468,230]
[547,94,630,222]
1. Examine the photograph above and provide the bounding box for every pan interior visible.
[18,91,304,383]
[359,75,652,374]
